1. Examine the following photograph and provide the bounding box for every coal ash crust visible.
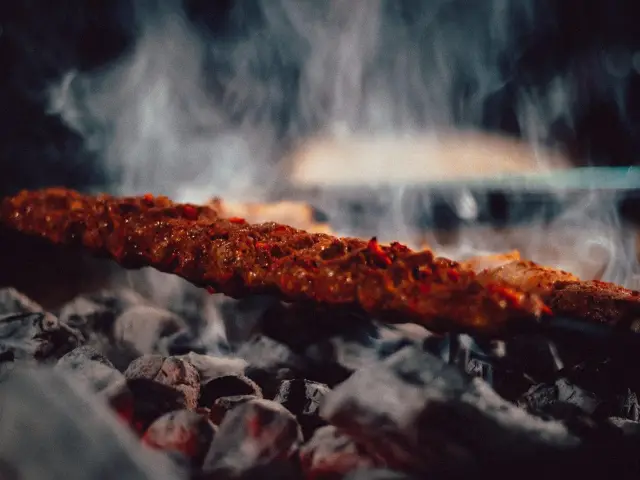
[1,284,640,479]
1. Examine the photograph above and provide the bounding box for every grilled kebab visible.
[0,188,548,336]
[463,253,640,328]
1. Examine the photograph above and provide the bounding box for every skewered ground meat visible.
[474,260,580,297]
[0,188,547,336]
[546,280,640,328]
[466,256,640,327]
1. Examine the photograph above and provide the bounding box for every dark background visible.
[0,0,639,198]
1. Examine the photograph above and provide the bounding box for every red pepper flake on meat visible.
[142,193,154,205]
[500,288,523,307]
[183,205,198,220]
[447,269,460,282]
[367,237,392,266]
[228,217,246,224]
[1,187,555,336]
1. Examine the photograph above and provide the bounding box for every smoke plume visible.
[47,0,639,303]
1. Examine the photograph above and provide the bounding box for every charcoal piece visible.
[446,334,497,384]
[202,399,303,477]
[320,345,579,475]
[237,335,307,373]
[491,369,536,403]
[125,355,200,413]
[155,356,201,409]
[125,354,165,380]
[614,390,639,421]
[0,311,80,361]
[143,410,217,466]
[305,322,427,385]
[166,330,207,355]
[534,402,602,439]
[273,379,330,439]
[299,425,382,478]
[274,379,329,417]
[124,355,200,409]
[0,366,182,480]
[325,326,398,371]
[127,378,190,432]
[57,296,115,337]
[609,417,640,437]
[178,352,247,383]
[199,375,263,408]
[302,340,380,388]
[114,305,188,356]
[555,378,601,414]
[57,345,114,369]
[56,351,125,395]
[209,395,260,425]
[465,356,494,382]
[517,383,559,412]
[244,366,297,400]
[517,379,601,416]
[104,379,135,421]
[239,335,306,398]
[344,469,414,480]
[0,287,43,315]
[594,389,640,421]
[566,357,640,414]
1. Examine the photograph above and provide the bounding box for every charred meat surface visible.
[0,188,548,336]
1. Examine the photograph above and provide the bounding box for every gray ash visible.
[2,286,640,480]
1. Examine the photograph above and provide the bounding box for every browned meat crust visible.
[474,260,579,297]
[472,259,640,327]
[0,188,547,336]
[547,280,640,328]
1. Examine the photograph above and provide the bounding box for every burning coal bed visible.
[2,285,640,480]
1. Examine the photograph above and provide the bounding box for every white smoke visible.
[48,0,548,199]
[46,0,640,335]
[48,0,279,202]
